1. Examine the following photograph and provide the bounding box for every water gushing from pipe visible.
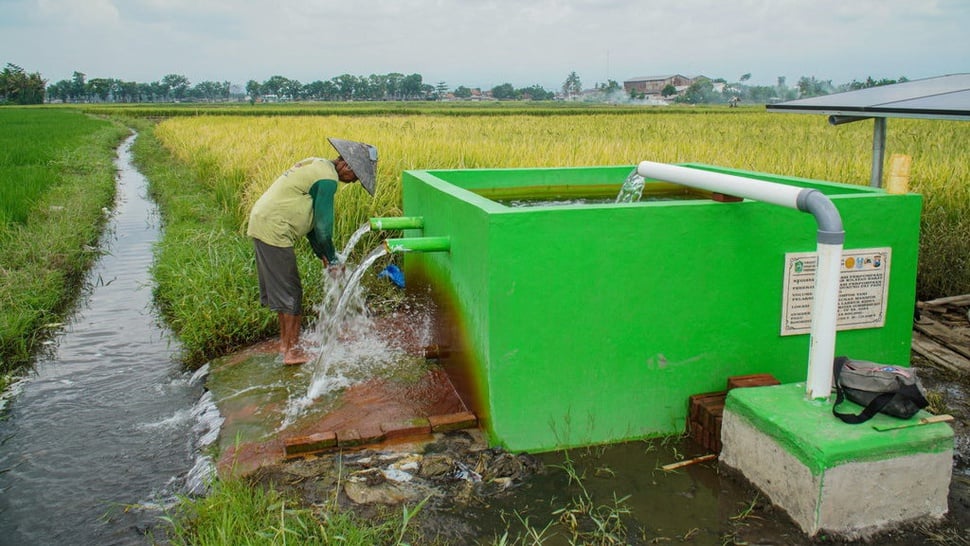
[338,222,372,263]
[615,168,646,203]
[281,225,436,425]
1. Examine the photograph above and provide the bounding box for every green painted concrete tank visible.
[389,164,921,453]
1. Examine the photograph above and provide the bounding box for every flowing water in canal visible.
[0,134,210,546]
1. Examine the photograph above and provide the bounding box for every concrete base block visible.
[720,383,953,540]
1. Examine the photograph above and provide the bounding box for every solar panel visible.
[768,74,970,121]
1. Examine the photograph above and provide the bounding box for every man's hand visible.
[326,263,345,279]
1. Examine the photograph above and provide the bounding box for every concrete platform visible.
[720,382,953,539]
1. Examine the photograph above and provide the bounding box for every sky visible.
[2,0,968,92]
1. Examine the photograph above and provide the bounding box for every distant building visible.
[623,74,698,97]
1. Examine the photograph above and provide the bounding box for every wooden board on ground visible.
[913,295,970,376]
[912,330,970,375]
[920,294,970,308]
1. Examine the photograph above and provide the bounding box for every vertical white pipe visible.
[636,161,845,400]
[806,242,843,399]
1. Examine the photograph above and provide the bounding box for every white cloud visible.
[3,0,967,89]
[36,0,121,26]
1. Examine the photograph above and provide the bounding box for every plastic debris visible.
[378,264,405,288]
[382,468,414,482]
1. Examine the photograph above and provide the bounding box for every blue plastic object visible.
[378,264,405,288]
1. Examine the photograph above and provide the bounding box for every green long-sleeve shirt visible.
[247,158,340,263]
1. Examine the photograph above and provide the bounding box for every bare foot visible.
[283,349,311,366]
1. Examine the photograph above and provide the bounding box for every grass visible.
[0,107,129,383]
[0,108,113,224]
[160,475,428,545]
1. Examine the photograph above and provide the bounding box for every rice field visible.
[0,108,129,376]
[153,109,970,299]
[0,108,114,224]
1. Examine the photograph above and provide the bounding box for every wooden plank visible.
[912,331,970,375]
[913,316,970,360]
[920,294,970,307]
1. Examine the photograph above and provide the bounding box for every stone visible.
[351,467,386,486]
[419,454,456,479]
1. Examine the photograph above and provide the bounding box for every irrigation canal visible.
[0,134,210,545]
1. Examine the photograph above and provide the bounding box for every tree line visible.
[2,64,556,105]
[0,64,46,105]
[634,74,910,106]
[0,61,909,106]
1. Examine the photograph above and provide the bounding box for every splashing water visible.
[615,168,645,203]
[283,223,418,425]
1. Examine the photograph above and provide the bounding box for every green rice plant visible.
[0,108,106,225]
[0,108,129,377]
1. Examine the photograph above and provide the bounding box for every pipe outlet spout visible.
[370,216,425,231]
[385,236,450,254]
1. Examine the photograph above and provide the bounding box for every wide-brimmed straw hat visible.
[327,137,378,196]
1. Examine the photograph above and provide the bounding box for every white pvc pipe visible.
[636,161,844,401]
[637,160,803,209]
[806,242,842,399]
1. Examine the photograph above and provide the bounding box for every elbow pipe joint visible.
[796,189,845,245]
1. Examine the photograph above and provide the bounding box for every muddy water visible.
[433,438,797,545]
[420,367,970,545]
[0,134,205,546]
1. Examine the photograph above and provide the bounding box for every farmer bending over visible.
[247,137,378,365]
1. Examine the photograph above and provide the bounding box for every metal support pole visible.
[870,118,887,188]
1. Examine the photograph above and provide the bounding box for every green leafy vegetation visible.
[161,476,427,545]
[0,108,128,382]
[129,121,277,367]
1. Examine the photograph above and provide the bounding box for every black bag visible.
[832,356,929,424]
